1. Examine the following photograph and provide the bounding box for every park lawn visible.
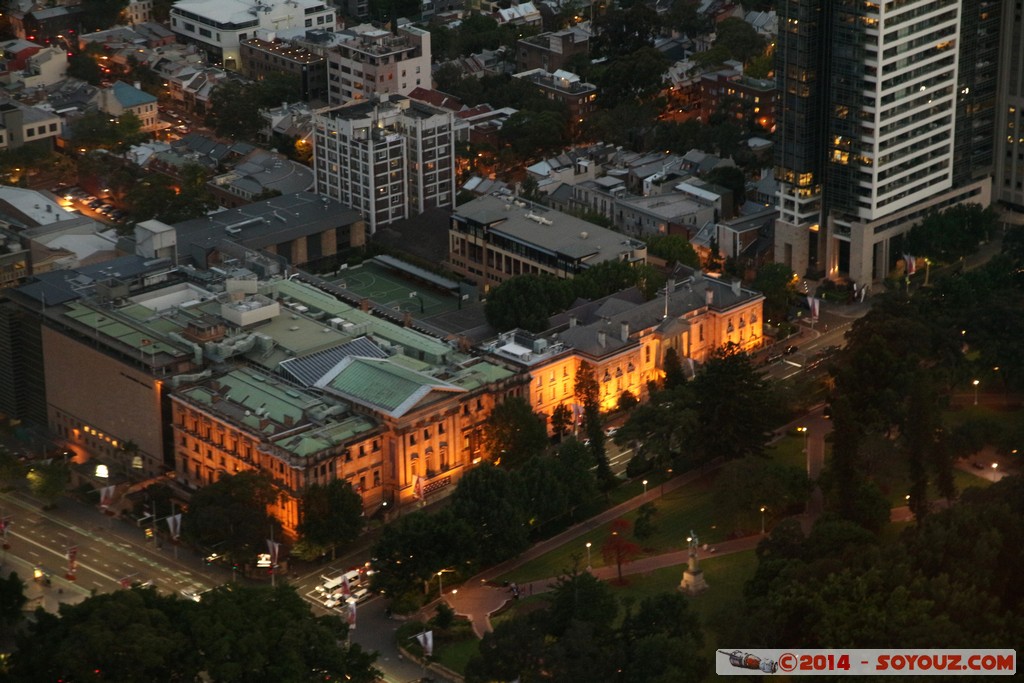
[435,633,480,673]
[942,404,1022,430]
[767,433,806,471]
[498,474,728,584]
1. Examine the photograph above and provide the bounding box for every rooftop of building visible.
[109,80,157,108]
[175,367,379,453]
[453,194,644,264]
[173,191,361,252]
[487,270,764,361]
[241,37,324,63]
[170,0,328,24]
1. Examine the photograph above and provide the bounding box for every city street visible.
[0,489,226,609]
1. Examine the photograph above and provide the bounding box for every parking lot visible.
[54,185,128,224]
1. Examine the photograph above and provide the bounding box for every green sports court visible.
[328,258,465,317]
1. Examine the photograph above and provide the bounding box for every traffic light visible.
[145,528,154,540]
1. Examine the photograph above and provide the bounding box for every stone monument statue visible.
[679,529,708,594]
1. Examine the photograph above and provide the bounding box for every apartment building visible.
[313,94,456,233]
[325,24,431,105]
[240,35,327,102]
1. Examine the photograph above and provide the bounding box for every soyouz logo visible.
[716,649,1016,676]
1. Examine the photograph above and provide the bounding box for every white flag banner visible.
[416,630,434,657]
[267,539,281,565]
[347,600,357,630]
[100,485,115,508]
[811,297,820,319]
[165,513,182,539]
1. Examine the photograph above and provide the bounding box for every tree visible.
[181,471,280,563]
[712,457,811,534]
[555,439,598,519]
[575,360,614,486]
[592,47,669,107]
[297,479,364,558]
[753,263,797,323]
[71,110,146,152]
[10,587,200,681]
[27,461,69,508]
[618,593,709,681]
[0,571,26,627]
[193,585,379,682]
[371,508,472,606]
[482,396,549,468]
[705,165,747,213]
[715,17,767,63]
[9,584,380,682]
[592,3,662,58]
[499,109,570,160]
[633,501,658,542]
[662,347,687,390]
[908,203,997,264]
[689,347,774,462]
[550,403,573,440]
[602,519,641,583]
[0,445,26,489]
[66,54,104,85]
[80,0,130,31]
[484,274,574,332]
[450,463,530,565]
[646,234,700,268]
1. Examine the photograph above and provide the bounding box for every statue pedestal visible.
[679,568,708,595]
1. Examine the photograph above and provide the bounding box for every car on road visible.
[604,426,619,437]
[784,345,799,355]
[765,353,784,365]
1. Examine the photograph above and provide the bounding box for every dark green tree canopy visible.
[9,585,380,683]
[482,396,550,468]
[181,471,281,562]
[646,234,700,268]
[907,203,998,264]
[297,479,364,553]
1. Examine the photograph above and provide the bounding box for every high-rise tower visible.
[775,0,996,285]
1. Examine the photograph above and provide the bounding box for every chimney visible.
[731,279,741,297]
[705,288,714,306]
[360,298,370,311]
[403,311,413,327]
[569,315,577,328]
[597,330,606,347]
[620,321,629,342]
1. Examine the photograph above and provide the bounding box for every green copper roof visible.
[315,357,465,417]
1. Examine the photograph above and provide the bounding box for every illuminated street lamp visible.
[973,379,980,406]
[642,479,648,495]
[797,427,810,476]
[759,506,766,535]
[991,462,999,482]
[586,542,592,571]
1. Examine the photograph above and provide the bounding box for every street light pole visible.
[642,479,648,495]
[973,379,980,406]
[586,542,592,571]
[437,570,443,596]
[760,506,766,535]
[797,427,809,477]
